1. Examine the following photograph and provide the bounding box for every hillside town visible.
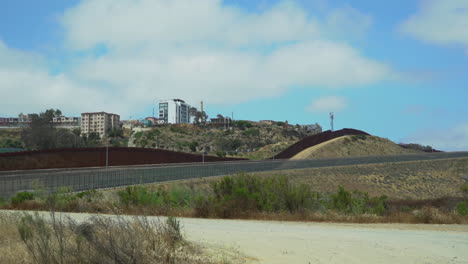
[0,98,322,138]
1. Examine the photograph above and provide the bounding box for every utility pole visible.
[106,140,109,169]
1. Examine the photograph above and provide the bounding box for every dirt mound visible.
[272,128,369,159]
[0,147,245,171]
[291,135,420,159]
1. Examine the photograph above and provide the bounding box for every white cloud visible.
[325,5,373,38]
[0,41,126,116]
[399,0,468,52]
[2,0,391,117]
[307,96,347,113]
[405,122,468,151]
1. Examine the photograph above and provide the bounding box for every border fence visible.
[1,152,468,198]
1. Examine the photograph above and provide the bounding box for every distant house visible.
[52,116,81,128]
[301,123,322,134]
[210,117,232,128]
[259,120,275,125]
[145,117,165,125]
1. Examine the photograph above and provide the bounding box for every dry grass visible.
[291,135,420,160]
[254,158,468,200]
[0,214,31,264]
[132,158,468,200]
[0,212,241,264]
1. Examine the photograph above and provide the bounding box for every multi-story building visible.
[81,112,120,137]
[158,99,190,124]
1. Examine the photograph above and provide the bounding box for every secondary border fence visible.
[1,152,468,198]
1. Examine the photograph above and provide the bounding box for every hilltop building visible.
[52,116,81,128]
[81,112,120,137]
[1,114,80,129]
[158,99,190,124]
[302,123,322,134]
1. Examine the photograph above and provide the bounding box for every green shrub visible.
[210,173,320,215]
[45,187,78,209]
[0,197,5,206]
[188,141,199,152]
[461,183,468,198]
[134,132,143,139]
[369,196,388,216]
[328,186,387,215]
[216,151,226,158]
[75,189,102,203]
[117,186,163,206]
[169,126,188,134]
[456,201,468,216]
[232,120,252,130]
[165,216,182,245]
[351,134,367,141]
[11,191,35,205]
[242,128,260,137]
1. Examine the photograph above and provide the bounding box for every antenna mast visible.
[330,112,334,132]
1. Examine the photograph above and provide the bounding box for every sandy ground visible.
[2,211,468,264]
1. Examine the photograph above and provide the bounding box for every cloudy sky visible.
[1,0,467,150]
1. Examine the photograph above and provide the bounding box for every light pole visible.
[106,140,109,169]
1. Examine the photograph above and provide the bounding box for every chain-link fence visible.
[1,152,467,198]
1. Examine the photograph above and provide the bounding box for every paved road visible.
[3,211,468,264]
[1,152,468,198]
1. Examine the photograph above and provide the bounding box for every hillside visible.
[131,123,315,158]
[0,129,22,149]
[272,128,369,159]
[291,135,421,160]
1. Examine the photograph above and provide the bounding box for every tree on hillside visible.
[191,108,208,126]
[189,107,198,119]
[108,128,124,138]
[21,109,84,150]
[21,110,58,150]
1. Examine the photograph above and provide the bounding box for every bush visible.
[456,201,468,216]
[232,120,252,130]
[117,186,163,206]
[242,128,260,137]
[351,134,367,141]
[17,212,202,264]
[45,187,78,210]
[461,183,468,198]
[210,173,321,216]
[328,186,388,215]
[11,191,35,205]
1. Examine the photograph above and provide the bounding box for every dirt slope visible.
[291,135,420,159]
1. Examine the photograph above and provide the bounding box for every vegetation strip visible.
[1,174,467,224]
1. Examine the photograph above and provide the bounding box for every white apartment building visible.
[81,112,120,137]
[158,99,190,124]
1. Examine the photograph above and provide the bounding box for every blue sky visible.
[1,0,468,150]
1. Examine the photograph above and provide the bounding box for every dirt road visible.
[3,211,468,264]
